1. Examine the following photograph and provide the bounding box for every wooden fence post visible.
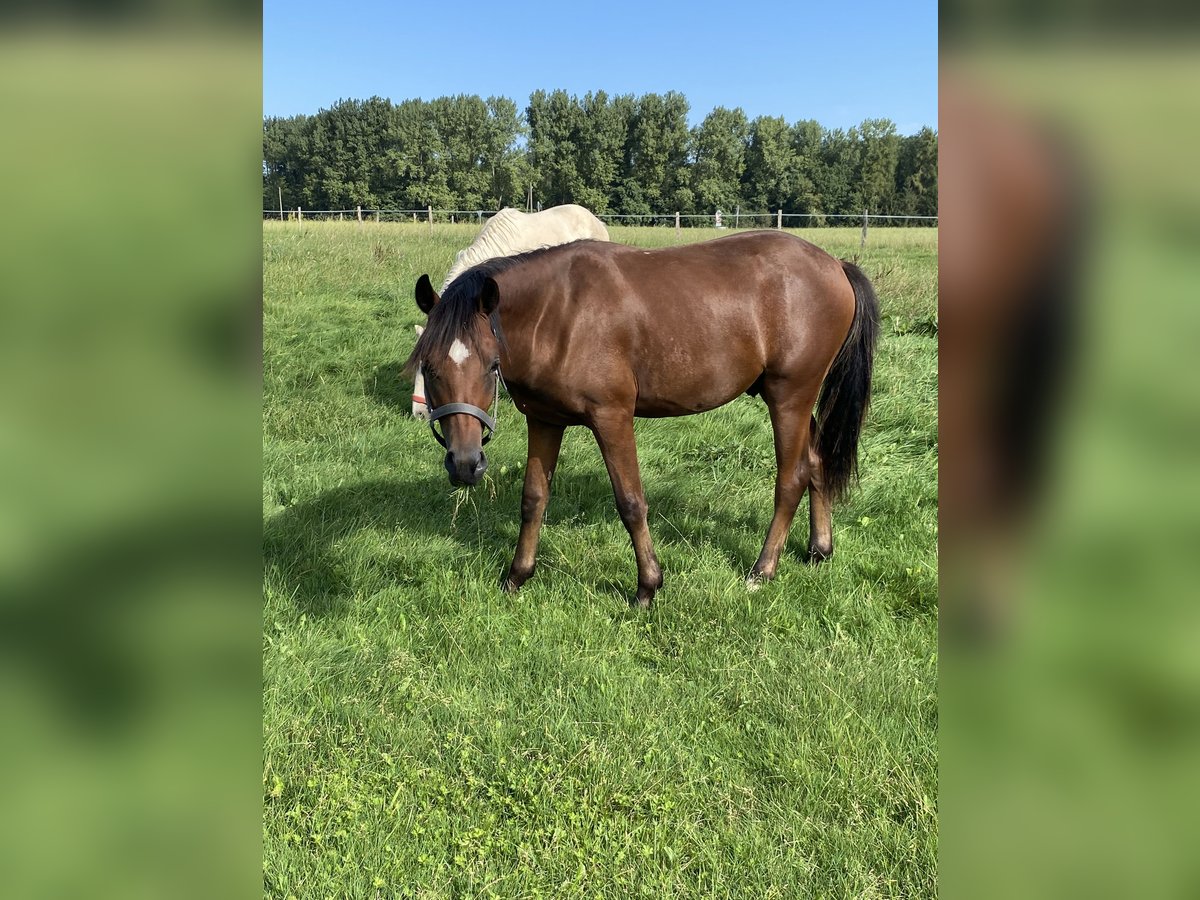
[375,210,380,223]
[356,205,362,224]
[297,207,302,223]
[675,211,680,241]
[777,209,782,229]
[428,205,433,233]
[861,209,868,249]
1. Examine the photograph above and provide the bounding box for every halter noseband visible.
[426,374,501,449]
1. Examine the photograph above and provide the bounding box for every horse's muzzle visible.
[445,450,488,487]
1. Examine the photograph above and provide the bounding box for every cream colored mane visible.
[439,204,610,292]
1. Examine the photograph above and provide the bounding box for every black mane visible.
[406,240,601,373]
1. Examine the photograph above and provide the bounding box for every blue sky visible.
[264,0,936,134]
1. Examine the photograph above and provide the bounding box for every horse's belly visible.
[634,397,735,417]
[633,365,759,417]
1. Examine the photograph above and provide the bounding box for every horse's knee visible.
[614,490,647,524]
[776,469,809,509]
[794,457,812,486]
[520,488,547,523]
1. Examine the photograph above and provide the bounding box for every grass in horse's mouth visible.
[449,474,496,526]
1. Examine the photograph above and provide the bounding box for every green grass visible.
[263,221,937,898]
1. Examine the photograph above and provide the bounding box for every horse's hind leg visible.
[590,412,663,609]
[806,414,834,562]
[748,389,818,588]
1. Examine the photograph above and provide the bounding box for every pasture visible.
[263,221,938,898]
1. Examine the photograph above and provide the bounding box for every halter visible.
[427,369,502,449]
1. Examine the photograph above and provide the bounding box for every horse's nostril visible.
[474,453,488,478]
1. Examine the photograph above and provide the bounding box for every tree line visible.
[263,90,937,221]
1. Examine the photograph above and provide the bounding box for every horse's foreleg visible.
[591,413,662,609]
[748,394,815,588]
[502,419,564,593]
[806,415,835,562]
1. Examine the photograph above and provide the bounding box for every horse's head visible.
[409,273,502,487]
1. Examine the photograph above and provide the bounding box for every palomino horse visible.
[411,205,610,420]
[407,231,880,607]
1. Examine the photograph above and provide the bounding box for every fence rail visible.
[262,207,938,228]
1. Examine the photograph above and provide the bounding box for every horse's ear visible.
[479,277,500,315]
[415,274,440,314]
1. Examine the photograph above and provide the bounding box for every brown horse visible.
[407,231,879,608]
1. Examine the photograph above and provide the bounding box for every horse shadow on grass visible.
[265,473,502,620]
[272,358,782,617]
[362,360,415,413]
[264,460,775,621]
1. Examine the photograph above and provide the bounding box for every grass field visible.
[263,221,938,898]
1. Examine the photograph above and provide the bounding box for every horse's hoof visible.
[630,595,652,610]
[806,544,834,564]
[745,572,770,592]
[501,565,534,593]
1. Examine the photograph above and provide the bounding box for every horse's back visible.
[499,231,857,419]
[575,231,851,315]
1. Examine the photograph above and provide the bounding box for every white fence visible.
[262,206,938,230]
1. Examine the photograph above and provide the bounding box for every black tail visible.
[816,261,881,503]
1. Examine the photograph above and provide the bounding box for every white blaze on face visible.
[448,338,471,366]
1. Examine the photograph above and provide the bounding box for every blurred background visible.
[941,1,1200,897]
[0,2,261,898]
[3,0,1199,895]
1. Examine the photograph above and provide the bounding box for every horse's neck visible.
[494,274,540,355]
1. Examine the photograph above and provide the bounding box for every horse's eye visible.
[489,360,500,373]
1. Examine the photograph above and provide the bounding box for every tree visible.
[812,127,860,216]
[789,119,824,214]
[263,114,312,210]
[574,91,629,214]
[691,106,749,215]
[743,116,797,212]
[895,126,938,218]
[430,95,495,210]
[262,92,937,219]
[623,92,692,215]
[387,98,452,209]
[481,96,529,209]
[854,118,901,214]
[526,89,584,208]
